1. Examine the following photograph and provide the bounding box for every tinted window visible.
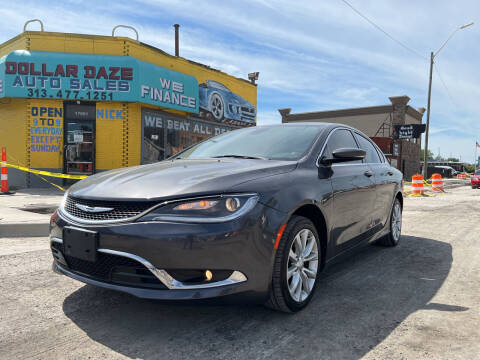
[178,125,324,161]
[356,134,381,163]
[324,129,361,164]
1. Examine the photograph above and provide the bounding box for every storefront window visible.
[142,108,237,164]
[166,126,191,158]
[142,109,165,164]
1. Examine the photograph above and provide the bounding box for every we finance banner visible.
[0,50,199,113]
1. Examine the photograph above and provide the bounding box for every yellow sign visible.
[29,100,64,169]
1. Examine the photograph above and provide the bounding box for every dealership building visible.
[279,96,425,179]
[0,24,257,188]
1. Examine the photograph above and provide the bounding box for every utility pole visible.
[422,22,473,178]
[423,52,434,177]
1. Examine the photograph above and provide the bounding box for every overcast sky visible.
[1,0,479,162]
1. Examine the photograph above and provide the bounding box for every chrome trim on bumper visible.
[50,239,247,290]
[97,248,247,290]
[51,237,63,244]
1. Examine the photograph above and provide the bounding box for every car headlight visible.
[139,194,259,223]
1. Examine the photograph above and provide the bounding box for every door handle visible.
[364,170,373,177]
[387,171,394,176]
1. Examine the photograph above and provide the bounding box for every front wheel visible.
[379,198,402,247]
[265,216,321,313]
[209,93,224,121]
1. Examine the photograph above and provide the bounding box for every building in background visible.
[279,96,425,179]
[0,26,257,188]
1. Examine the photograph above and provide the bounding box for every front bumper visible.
[50,202,284,302]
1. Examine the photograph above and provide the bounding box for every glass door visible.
[64,103,96,176]
[65,121,94,175]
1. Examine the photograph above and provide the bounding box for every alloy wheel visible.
[286,228,319,302]
[210,94,224,120]
[391,201,402,242]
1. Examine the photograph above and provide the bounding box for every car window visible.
[355,134,381,163]
[323,129,362,164]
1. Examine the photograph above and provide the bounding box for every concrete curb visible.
[0,222,49,237]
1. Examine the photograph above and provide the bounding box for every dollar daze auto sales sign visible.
[0,50,199,113]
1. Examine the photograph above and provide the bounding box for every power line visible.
[340,0,427,60]
[434,62,459,109]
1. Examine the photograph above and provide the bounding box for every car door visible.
[354,132,396,230]
[322,128,376,255]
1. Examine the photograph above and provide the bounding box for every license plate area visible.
[63,227,98,262]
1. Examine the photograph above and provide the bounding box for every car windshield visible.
[475,170,480,175]
[176,125,324,161]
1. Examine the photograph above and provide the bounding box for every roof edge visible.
[283,105,393,121]
[0,31,256,87]
[406,105,425,121]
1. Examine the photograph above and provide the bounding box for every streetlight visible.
[423,22,474,177]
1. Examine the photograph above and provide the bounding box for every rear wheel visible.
[265,216,321,313]
[379,198,402,247]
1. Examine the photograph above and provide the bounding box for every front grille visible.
[63,196,156,221]
[52,242,167,289]
[241,106,255,114]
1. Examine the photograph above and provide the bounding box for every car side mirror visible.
[320,148,366,165]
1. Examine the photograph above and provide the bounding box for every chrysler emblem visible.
[75,204,114,213]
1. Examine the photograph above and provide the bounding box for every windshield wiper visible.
[213,154,268,160]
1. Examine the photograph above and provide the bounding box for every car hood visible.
[68,158,297,201]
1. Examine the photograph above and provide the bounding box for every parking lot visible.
[1,186,479,360]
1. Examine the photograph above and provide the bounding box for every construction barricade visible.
[1,147,12,194]
[411,174,424,195]
[431,173,444,192]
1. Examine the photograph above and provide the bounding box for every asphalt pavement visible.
[0,186,479,359]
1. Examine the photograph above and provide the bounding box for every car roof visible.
[259,122,351,129]
[257,122,369,137]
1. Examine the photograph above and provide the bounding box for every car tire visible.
[265,216,321,313]
[378,198,402,247]
[209,93,224,121]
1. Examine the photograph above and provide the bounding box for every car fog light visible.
[205,270,213,281]
[225,197,240,212]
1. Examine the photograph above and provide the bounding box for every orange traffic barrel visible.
[1,147,9,193]
[412,174,424,195]
[431,173,444,192]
